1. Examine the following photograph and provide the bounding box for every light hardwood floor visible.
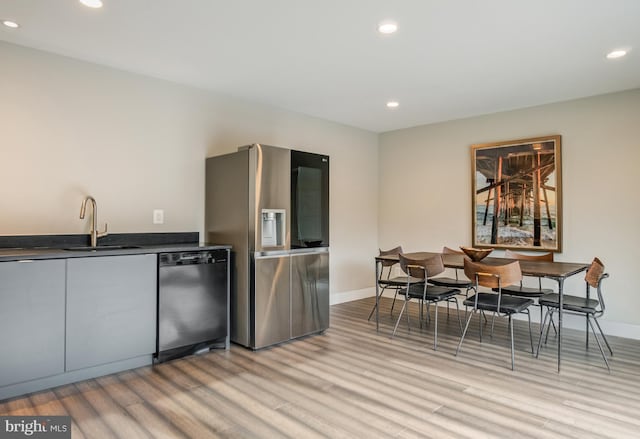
[2,297,640,438]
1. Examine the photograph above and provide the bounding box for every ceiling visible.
[1,1,639,133]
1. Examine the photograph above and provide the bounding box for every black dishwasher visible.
[156,249,228,363]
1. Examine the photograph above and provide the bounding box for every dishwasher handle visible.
[159,251,225,266]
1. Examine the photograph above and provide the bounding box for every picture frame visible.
[471,135,562,251]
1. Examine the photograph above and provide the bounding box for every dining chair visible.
[427,246,474,318]
[456,259,535,370]
[537,257,612,371]
[393,254,461,350]
[428,247,473,289]
[368,246,422,321]
[500,249,556,332]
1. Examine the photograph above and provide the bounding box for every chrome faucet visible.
[79,196,108,248]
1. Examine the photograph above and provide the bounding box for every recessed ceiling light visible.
[606,49,627,59]
[378,21,398,34]
[386,101,399,108]
[2,20,19,29]
[79,0,104,8]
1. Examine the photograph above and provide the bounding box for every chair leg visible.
[537,303,544,332]
[367,296,378,321]
[392,301,407,337]
[456,310,475,356]
[509,314,515,371]
[585,314,589,350]
[463,287,474,318]
[390,289,399,315]
[451,298,463,333]
[424,302,431,325]
[433,301,439,350]
[587,316,611,372]
[527,310,535,355]
[526,309,534,355]
[479,309,483,343]
[536,307,551,358]
[549,314,558,335]
[368,286,391,321]
[424,301,431,327]
[544,309,555,345]
[593,316,614,356]
[537,303,557,335]
[490,311,497,338]
[367,305,375,321]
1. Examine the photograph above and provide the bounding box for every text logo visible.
[0,417,70,439]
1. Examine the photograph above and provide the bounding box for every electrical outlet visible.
[153,209,164,225]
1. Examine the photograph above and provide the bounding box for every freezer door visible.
[252,254,291,348]
[291,251,329,338]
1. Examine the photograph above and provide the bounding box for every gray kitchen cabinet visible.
[0,259,66,387]
[66,254,157,371]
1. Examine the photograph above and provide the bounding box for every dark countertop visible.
[0,233,231,262]
[0,243,231,262]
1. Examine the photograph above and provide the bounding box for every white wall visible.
[0,41,379,296]
[379,89,640,332]
[5,39,639,332]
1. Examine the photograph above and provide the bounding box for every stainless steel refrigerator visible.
[205,144,329,349]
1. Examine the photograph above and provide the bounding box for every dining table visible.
[374,251,589,372]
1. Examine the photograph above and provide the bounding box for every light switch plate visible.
[153,209,164,224]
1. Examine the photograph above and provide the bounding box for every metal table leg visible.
[557,277,564,372]
[585,281,590,349]
[375,259,380,332]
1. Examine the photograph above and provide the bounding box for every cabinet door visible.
[66,254,156,371]
[253,255,290,348]
[0,260,66,387]
[291,252,329,338]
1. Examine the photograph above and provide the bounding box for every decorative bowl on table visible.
[460,246,493,262]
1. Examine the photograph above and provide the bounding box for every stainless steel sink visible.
[64,245,141,251]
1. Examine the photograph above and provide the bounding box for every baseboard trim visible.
[0,355,153,401]
[330,287,376,305]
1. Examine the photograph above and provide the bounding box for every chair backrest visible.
[379,246,403,268]
[585,257,605,288]
[442,246,464,255]
[584,257,608,312]
[399,253,445,279]
[463,258,522,289]
[504,249,554,262]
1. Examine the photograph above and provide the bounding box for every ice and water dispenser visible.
[261,209,286,247]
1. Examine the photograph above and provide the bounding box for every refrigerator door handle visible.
[289,247,329,256]
[255,248,329,258]
[254,250,290,259]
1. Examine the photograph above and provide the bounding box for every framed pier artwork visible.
[471,135,562,251]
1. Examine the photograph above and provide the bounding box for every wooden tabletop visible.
[376,252,589,280]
